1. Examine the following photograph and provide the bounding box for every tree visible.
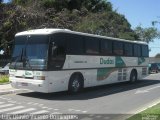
[155,53,160,58]
[74,11,138,40]
[0,0,143,55]
[40,0,112,12]
[82,0,112,12]
[134,26,160,43]
[0,0,3,3]
[152,21,160,26]
[152,17,160,27]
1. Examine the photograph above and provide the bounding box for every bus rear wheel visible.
[68,74,83,94]
[130,70,137,83]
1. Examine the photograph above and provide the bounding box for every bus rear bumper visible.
[9,78,49,93]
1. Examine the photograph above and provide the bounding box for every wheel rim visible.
[131,73,137,82]
[72,79,80,92]
[132,75,136,81]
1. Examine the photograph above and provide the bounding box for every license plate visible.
[21,82,28,86]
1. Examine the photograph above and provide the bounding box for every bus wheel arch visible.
[130,69,138,83]
[68,72,84,93]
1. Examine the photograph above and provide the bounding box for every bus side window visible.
[101,39,112,55]
[67,34,84,55]
[85,37,99,54]
[142,45,149,57]
[49,33,66,70]
[51,42,65,57]
[134,44,141,57]
[51,42,57,57]
[124,43,133,56]
[113,42,123,56]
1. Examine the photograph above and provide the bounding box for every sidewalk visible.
[0,83,28,95]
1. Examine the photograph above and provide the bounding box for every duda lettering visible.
[100,58,114,64]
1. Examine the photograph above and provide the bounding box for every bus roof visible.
[15,28,148,45]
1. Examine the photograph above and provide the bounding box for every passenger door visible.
[48,33,66,70]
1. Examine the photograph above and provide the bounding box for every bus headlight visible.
[34,76,45,80]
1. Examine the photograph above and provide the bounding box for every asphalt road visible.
[0,73,160,120]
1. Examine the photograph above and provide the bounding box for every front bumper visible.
[10,77,49,93]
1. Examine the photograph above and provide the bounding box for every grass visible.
[0,75,9,84]
[128,103,160,120]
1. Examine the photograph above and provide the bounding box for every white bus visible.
[9,29,149,93]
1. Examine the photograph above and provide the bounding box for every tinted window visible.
[52,34,66,56]
[134,44,141,57]
[101,39,112,55]
[85,37,99,54]
[67,34,84,54]
[10,35,49,70]
[142,45,148,57]
[113,42,123,55]
[124,43,133,56]
[49,33,66,70]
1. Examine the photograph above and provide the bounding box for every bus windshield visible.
[10,35,49,70]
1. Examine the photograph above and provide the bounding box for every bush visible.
[0,75,9,84]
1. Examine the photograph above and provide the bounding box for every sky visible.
[108,0,160,57]
[3,0,160,57]
[3,0,8,3]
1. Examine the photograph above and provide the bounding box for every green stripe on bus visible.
[97,68,117,81]
[115,57,126,67]
[138,57,145,65]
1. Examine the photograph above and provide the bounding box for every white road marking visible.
[32,110,49,114]
[82,111,87,113]
[135,85,160,94]
[75,110,81,112]
[68,109,74,111]
[47,108,53,110]
[0,97,6,100]
[0,104,14,108]
[8,101,17,103]
[39,104,44,106]
[9,108,36,114]
[51,112,62,114]
[27,102,33,104]
[54,109,59,111]
[0,102,4,104]
[42,107,48,109]
[0,106,24,113]
[33,103,39,105]
[1,97,10,100]
[135,90,148,94]
[68,108,87,113]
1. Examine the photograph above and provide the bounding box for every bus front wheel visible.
[68,74,83,94]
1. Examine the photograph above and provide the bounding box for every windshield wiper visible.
[24,36,32,70]
[23,57,33,70]
[14,35,32,70]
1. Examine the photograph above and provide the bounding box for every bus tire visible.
[130,70,137,83]
[68,74,83,94]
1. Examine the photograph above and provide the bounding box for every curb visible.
[0,82,10,85]
[132,98,160,114]
[0,89,28,95]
